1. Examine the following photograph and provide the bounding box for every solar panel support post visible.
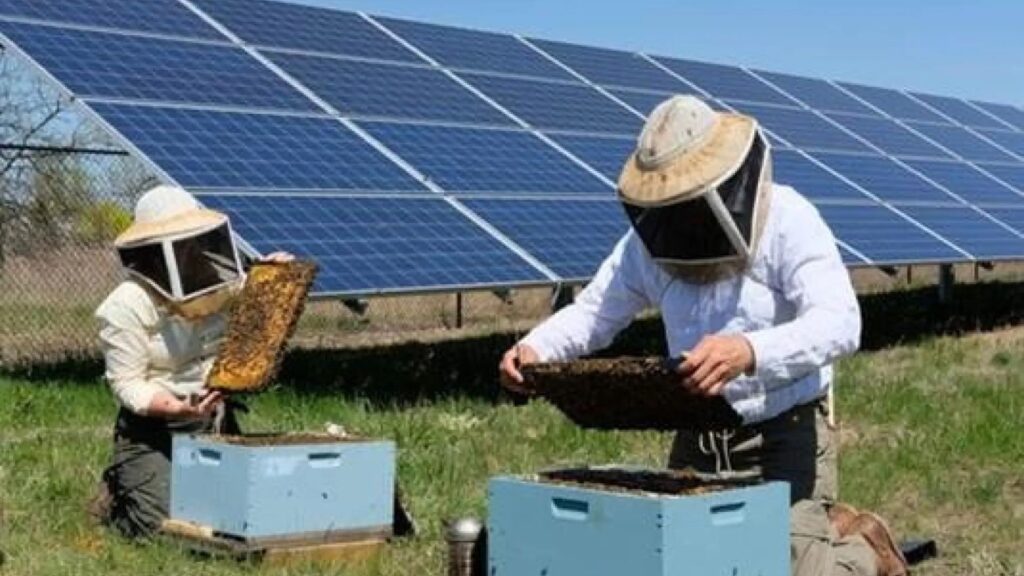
[455,292,463,330]
[551,285,575,312]
[491,289,513,305]
[938,264,955,304]
[342,299,369,316]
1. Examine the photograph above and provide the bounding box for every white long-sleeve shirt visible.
[521,184,861,424]
[95,280,226,415]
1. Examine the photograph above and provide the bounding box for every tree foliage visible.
[0,49,153,261]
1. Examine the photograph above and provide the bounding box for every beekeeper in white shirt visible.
[90,185,290,539]
[500,96,907,576]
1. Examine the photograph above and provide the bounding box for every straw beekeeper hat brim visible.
[114,209,227,247]
[618,106,758,207]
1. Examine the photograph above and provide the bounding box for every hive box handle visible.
[196,449,221,466]
[551,497,590,521]
[710,501,746,526]
[308,452,342,468]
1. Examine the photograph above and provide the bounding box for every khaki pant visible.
[668,398,877,576]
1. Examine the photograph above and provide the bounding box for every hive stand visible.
[160,518,388,567]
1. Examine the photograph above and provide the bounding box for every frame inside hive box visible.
[520,357,742,431]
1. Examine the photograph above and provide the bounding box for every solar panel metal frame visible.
[6,0,1024,287]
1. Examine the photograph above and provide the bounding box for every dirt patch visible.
[538,467,755,496]
[207,261,317,393]
[521,357,741,431]
[203,433,369,447]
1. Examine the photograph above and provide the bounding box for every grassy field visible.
[1,326,1023,575]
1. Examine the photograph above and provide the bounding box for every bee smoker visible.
[445,517,486,576]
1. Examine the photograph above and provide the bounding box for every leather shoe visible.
[827,502,860,537]
[848,512,910,576]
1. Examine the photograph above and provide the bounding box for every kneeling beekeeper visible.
[90,185,290,539]
[500,96,908,576]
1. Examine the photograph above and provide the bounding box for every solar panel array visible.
[2,0,1023,296]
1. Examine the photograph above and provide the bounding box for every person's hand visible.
[677,334,755,397]
[499,343,540,395]
[175,390,224,419]
[261,251,294,263]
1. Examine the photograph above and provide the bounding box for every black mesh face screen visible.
[117,242,172,294]
[624,196,736,261]
[172,224,241,297]
[717,132,766,244]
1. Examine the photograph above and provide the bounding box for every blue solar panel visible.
[811,152,956,204]
[773,150,871,201]
[896,205,1024,260]
[198,194,546,293]
[529,38,689,93]
[979,208,1024,239]
[976,164,1024,193]
[460,198,628,280]
[971,101,1024,131]
[728,102,873,153]
[825,113,951,158]
[191,0,417,63]
[652,56,797,107]
[375,16,573,81]
[607,88,671,117]
[836,82,947,123]
[0,23,315,111]
[461,73,642,134]
[91,103,425,192]
[360,121,609,195]
[815,203,964,264]
[753,71,878,116]
[903,122,1016,162]
[909,93,1007,130]
[608,89,726,118]
[976,129,1024,158]
[836,243,866,265]
[547,133,635,182]
[0,0,221,39]
[901,159,1024,206]
[266,52,512,126]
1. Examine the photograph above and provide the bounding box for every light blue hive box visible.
[488,467,790,576]
[170,434,395,540]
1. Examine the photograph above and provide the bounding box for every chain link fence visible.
[0,147,155,365]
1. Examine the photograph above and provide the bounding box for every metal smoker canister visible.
[446,517,485,576]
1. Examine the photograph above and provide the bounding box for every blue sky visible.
[302,0,1022,105]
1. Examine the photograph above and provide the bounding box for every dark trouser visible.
[668,397,836,503]
[667,397,876,576]
[100,407,238,539]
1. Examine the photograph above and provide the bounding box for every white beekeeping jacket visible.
[521,184,862,425]
[95,280,226,415]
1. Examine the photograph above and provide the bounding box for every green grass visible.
[2,329,1024,575]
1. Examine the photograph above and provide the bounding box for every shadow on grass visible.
[6,280,1024,405]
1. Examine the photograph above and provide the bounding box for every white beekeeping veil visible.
[618,95,773,282]
[114,185,244,318]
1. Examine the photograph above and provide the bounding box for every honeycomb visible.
[207,260,317,393]
[520,357,742,431]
